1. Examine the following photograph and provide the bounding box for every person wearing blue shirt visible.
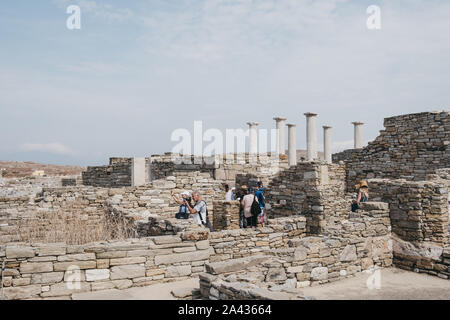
[255,181,266,227]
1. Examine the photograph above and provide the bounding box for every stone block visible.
[57,253,96,262]
[38,245,66,257]
[31,272,64,284]
[155,248,212,265]
[110,257,146,266]
[165,265,192,278]
[41,282,91,297]
[340,245,357,262]
[310,267,328,281]
[86,269,110,282]
[6,246,35,259]
[20,262,53,274]
[54,261,97,272]
[110,265,145,280]
[3,285,42,300]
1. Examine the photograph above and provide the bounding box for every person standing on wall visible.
[255,181,266,227]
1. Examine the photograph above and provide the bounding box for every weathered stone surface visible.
[171,287,194,298]
[181,230,209,241]
[110,265,145,280]
[205,255,268,275]
[359,202,389,211]
[57,253,96,262]
[3,285,42,300]
[109,257,146,266]
[112,279,133,289]
[153,235,182,245]
[6,246,35,259]
[266,268,287,282]
[20,262,53,274]
[294,247,308,261]
[37,245,66,257]
[340,245,357,262]
[165,265,192,278]
[96,251,127,259]
[86,269,110,282]
[41,282,91,297]
[53,261,97,272]
[31,272,64,284]
[310,267,328,281]
[155,248,212,265]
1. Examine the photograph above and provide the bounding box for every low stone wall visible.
[200,204,393,299]
[0,229,211,300]
[265,162,346,235]
[82,159,133,188]
[212,200,240,231]
[0,171,224,243]
[368,179,449,244]
[392,235,450,279]
[209,216,307,262]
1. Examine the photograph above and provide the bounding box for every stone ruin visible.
[0,110,449,300]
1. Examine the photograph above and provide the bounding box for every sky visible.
[0,0,449,166]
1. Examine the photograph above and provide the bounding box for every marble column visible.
[247,122,259,154]
[287,124,297,166]
[304,113,318,161]
[323,126,332,164]
[352,122,364,149]
[273,117,287,155]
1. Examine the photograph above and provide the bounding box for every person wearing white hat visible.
[171,191,192,219]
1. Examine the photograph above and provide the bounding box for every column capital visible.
[287,123,296,127]
[352,122,364,126]
[323,125,332,129]
[304,112,318,117]
[246,122,259,127]
[273,117,287,122]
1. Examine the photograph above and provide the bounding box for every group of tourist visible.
[171,179,370,229]
[172,182,267,230]
[236,182,266,229]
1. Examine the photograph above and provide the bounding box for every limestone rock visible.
[110,264,145,280]
[340,245,357,262]
[310,267,328,281]
[165,265,191,278]
[86,269,110,282]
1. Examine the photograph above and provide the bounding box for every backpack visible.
[198,200,214,232]
[175,204,190,219]
[250,195,262,216]
[256,189,265,207]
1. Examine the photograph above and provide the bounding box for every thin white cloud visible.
[20,143,74,156]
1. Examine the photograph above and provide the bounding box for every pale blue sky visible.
[1,0,449,165]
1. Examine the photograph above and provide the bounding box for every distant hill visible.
[0,161,85,178]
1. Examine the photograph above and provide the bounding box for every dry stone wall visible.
[0,229,211,300]
[333,112,450,190]
[265,162,346,235]
[200,202,393,299]
[368,179,449,244]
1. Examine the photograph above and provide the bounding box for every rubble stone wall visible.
[265,162,346,235]
[368,179,449,244]
[200,202,393,299]
[333,111,450,190]
[0,229,211,300]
